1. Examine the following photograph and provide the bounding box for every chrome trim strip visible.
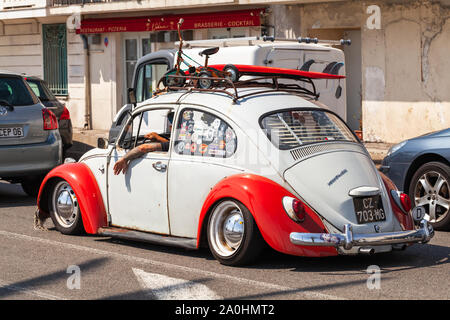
[289,219,434,250]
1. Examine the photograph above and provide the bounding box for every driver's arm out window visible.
[119,109,173,151]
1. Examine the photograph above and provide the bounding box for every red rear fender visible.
[37,163,107,234]
[197,174,337,257]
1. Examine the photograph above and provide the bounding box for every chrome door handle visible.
[152,161,167,172]
[99,164,105,174]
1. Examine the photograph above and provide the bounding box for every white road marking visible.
[133,268,222,300]
[0,279,66,300]
[0,230,344,300]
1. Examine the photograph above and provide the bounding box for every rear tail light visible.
[283,196,306,222]
[42,108,58,130]
[60,106,70,120]
[390,190,411,214]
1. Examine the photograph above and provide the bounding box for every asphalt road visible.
[0,180,448,302]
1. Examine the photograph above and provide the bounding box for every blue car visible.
[381,128,450,230]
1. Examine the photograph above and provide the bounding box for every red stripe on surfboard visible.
[210,64,345,79]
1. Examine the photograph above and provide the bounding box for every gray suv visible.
[0,71,62,196]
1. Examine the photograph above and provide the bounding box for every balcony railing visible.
[49,0,129,6]
[0,0,47,10]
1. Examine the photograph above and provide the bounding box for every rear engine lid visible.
[284,150,395,234]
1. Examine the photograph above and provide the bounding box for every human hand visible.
[113,158,129,175]
[144,132,159,141]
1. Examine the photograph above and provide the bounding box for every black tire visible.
[223,64,239,82]
[207,199,265,266]
[162,68,186,87]
[408,161,450,230]
[197,70,214,89]
[48,179,84,235]
[21,175,44,198]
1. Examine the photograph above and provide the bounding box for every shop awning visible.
[76,9,264,34]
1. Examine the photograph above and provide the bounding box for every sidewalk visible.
[66,128,109,160]
[67,128,393,165]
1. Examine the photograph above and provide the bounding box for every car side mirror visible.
[97,137,109,149]
[127,88,137,106]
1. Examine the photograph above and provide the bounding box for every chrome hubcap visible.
[209,201,244,257]
[52,181,78,228]
[414,171,450,223]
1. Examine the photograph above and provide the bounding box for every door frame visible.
[122,33,153,104]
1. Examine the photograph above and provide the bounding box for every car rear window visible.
[26,79,56,102]
[0,76,38,106]
[260,109,357,150]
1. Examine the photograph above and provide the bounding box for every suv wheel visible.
[409,161,450,230]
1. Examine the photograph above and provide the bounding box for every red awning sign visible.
[76,9,264,34]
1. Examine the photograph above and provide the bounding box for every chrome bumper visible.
[290,219,434,250]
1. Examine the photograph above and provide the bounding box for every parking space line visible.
[0,230,344,300]
[133,268,222,300]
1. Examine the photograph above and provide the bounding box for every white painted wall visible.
[0,23,43,78]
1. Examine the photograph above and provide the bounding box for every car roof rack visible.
[178,36,351,48]
[154,73,322,103]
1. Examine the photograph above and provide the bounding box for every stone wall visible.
[274,0,450,142]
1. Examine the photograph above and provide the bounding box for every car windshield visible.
[26,79,56,102]
[260,109,357,150]
[0,76,37,106]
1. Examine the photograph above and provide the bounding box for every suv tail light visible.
[60,106,70,120]
[283,196,306,222]
[42,108,58,130]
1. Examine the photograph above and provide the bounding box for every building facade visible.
[0,0,449,143]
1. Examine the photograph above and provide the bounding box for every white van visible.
[108,39,347,143]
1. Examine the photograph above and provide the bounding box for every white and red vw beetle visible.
[36,71,434,266]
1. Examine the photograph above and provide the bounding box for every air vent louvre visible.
[290,143,366,161]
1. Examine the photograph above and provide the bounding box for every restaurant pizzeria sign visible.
[76,9,264,34]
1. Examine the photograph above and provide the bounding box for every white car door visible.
[107,107,174,234]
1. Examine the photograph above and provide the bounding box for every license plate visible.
[0,127,24,138]
[353,195,386,224]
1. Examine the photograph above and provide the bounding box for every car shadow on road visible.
[253,242,450,276]
[0,182,36,208]
[93,237,216,262]
[92,234,449,279]
[0,257,108,299]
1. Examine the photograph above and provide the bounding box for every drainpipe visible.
[81,34,92,130]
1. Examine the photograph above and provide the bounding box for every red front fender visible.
[37,163,107,234]
[197,174,338,257]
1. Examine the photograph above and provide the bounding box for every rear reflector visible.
[60,106,70,120]
[42,108,58,130]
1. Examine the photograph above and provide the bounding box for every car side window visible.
[173,109,237,158]
[27,81,41,98]
[135,62,170,103]
[119,108,173,151]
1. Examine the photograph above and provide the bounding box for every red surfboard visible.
[209,64,345,80]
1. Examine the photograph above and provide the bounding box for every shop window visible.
[174,109,237,158]
[150,30,193,43]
